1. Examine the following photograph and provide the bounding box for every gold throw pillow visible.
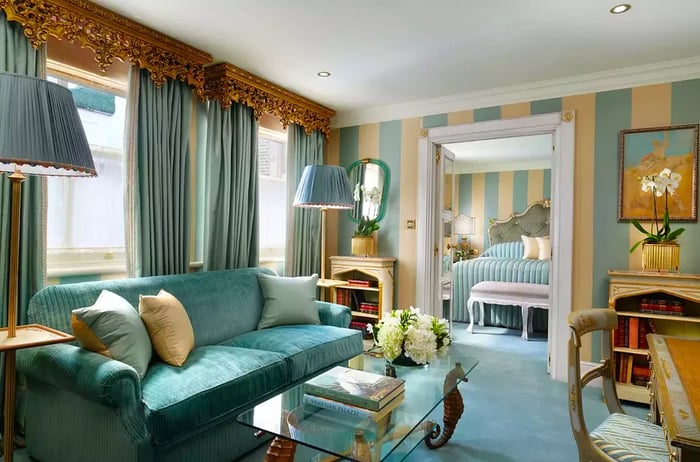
[139,290,194,367]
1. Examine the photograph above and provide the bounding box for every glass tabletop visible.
[237,344,478,462]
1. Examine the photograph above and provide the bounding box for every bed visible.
[452,200,551,332]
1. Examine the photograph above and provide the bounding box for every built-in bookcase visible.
[608,270,700,404]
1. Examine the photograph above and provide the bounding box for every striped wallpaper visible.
[458,168,551,252]
[328,78,700,361]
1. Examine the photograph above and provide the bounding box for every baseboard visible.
[580,361,602,388]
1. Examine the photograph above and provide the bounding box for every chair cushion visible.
[224,325,363,382]
[471,281,549,300]
[590,413,668,462]
[142,345,288,444]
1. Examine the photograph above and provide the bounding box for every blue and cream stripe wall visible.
[458,168,551,252]
[328,78,700,362]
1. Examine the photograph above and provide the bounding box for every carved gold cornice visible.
[204,62,335,138]
[0,0,212,94]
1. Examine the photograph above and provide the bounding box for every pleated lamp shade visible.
[0,72,95,176]
[293,165,353,209]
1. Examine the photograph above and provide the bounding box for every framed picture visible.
[618,124,699,222]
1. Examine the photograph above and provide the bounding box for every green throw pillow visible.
[72,290,153,379]
[257,273,320,329]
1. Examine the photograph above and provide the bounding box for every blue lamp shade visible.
[293,165,353,209]
[0,72,95,177]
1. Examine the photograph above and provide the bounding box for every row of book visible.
[614,317,656,350]
[336,288,380,315]
[640,297,684,316]
[615,352,651,387]
[303,366,405,423]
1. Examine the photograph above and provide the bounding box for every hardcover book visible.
[304,366,405,411]
[303,391,405,422]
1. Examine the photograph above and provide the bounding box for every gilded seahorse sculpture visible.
[424,362,466,449]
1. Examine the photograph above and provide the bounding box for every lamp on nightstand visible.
[293,165,353,282]
[453,214,476,260]
[0,72,95,461]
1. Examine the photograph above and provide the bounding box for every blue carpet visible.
[5,323,648,461]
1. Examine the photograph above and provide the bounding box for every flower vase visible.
[390,351,422,367]
[351,236,376,257]
[641,243,680,272]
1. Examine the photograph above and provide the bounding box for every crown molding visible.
[204,62,335,138]
[333,57,700,128]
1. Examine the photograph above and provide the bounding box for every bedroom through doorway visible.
[443,134,553,359]
[415,112,575,382]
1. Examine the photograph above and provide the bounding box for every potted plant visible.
[629,168,685,272]
[351,184,381,257]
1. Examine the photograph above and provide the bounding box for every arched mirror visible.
[347,158,391,223]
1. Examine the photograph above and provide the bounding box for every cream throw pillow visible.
[521,235,539,259]
[536,236,551,261]
[139,290,194,367]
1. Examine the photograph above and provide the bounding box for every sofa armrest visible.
[17,343,141,408]
[317,301,352,328]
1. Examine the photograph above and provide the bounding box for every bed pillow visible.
[139,290,195,367]
[536,236,551,261]
[521,235,539,259]
[71,290,152,379]
[257,273,320,329]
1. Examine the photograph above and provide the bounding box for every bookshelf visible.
[608,270,700,404]
[330,256,396,338]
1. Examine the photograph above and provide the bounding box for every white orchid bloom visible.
[353,183,361,202]
[640,177,656,193]
[659,168,672,178]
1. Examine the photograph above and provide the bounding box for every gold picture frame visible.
[618,124,699,222]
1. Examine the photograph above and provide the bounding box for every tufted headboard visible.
[487,199,551,245]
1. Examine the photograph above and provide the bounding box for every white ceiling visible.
[445,134,552,174]
[91,0,700,127]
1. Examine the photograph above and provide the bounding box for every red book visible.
[628,318,639,349]
[347,279,371,287]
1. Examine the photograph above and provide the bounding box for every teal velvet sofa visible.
[17,267,363,462]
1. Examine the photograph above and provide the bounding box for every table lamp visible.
[293,165,353,282]
[453,214,476,260]
[0,72,95,461]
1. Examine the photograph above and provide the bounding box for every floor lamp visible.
[0,72,96,461]
[293,165,353,282]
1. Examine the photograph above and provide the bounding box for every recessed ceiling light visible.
[317,71,331,78]
[610,4,631,14]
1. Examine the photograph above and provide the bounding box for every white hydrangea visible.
[403,325,437,365]
[377,319,403,362]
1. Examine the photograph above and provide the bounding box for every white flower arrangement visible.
[368,307,451,365]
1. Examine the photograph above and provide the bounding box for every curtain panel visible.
[129,68,193,277]
[203,101,258,271]
[285,124,324,277]
[0,9,46,434]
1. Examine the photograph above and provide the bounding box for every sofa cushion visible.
[71,290,152,378]
[142,345,288,444]
[224,325,363,382]
[257,273,320,329]
[139,290,195,367]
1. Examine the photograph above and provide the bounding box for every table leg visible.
[478,301,485,327]
[466,298,475,333]
[520,305,529,341]
[424,364,466,449]
[264,436,296,462]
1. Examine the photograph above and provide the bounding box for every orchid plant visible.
[368,307,451,365]
[629,168,685,253]
[353,183,381,237]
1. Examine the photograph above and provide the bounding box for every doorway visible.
[415,112,575,382]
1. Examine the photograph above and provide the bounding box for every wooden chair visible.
[567,309,669,462]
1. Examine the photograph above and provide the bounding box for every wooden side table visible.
[0,324,74,461]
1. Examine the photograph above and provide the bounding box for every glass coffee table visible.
[237,344,478,461]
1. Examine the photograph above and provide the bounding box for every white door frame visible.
[416,112,575,382]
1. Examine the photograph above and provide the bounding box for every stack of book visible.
[347,279,378,288]
[359,301,379,314]
[640,297,684,316]
[303,366,405,423]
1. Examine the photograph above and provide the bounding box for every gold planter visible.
[351,236,376,257]
[641,243,680,272]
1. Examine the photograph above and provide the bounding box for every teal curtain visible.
[203,102,258,270]
[135,69,192,276]
[0,10,45,440]
[285,125,324,277]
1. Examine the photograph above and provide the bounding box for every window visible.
[258,127,287,275]
[46,75,127,277]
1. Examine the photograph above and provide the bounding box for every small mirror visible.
[347,158,391,224]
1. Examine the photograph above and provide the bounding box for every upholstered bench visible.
[467,281,549,340]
